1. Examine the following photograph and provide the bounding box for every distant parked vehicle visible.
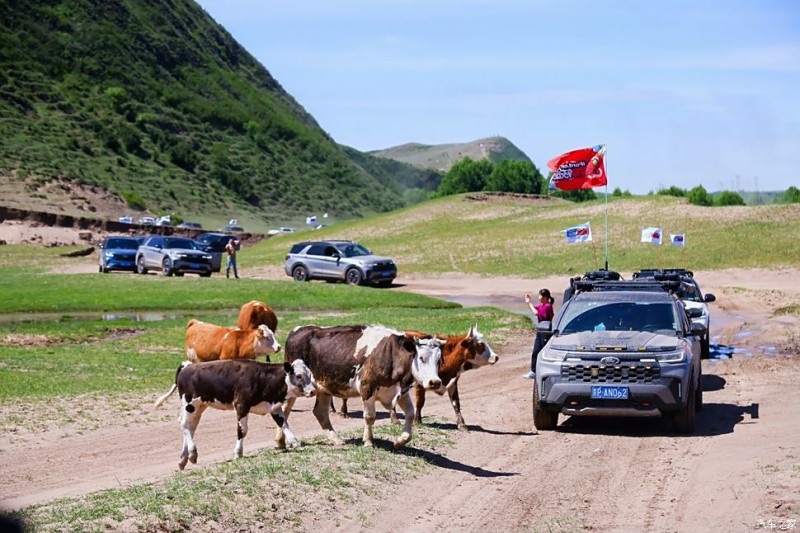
[139,216,156,226]
[156,215,172,227]
[118,216,133,224]
[194,232,236,273]
[267,227,296,235]
[219,224,245,233]
[176,221,203,230]
[135,236,213,277]
[98,235,143,273]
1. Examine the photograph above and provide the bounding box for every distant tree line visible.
[656,185,800,206]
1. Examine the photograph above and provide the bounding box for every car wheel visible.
[532,380,558,431]
[175,272,185,277]
[345,268,363,286]
[672,378,696,434]
[162,258,173,277]
[701,335,710,359]
[292,265,309,282]
[199,272,211,278]
[695,366,704,412]
[137,257,148,275]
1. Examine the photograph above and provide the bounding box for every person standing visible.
[225,237,239,279]
[523,288,555,379]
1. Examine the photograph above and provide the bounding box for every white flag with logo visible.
[641,227,662,245]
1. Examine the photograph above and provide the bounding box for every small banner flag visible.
[547,144,607,190]
[670,234,686,247]
[641,227,663,245]
[563,222,592,244]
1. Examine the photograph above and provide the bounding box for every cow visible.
[165,358,316,470]
[184,319,281,363]
[279,324,443,449]
[237,300,278,333]
[153,320,281,408]
[339,325,499,431]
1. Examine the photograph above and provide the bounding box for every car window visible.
[306,244,328,256]
[106,238,139,250]
[340,244,370,257]
[558,301,676,334]
[162,237,198,250]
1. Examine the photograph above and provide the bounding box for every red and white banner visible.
[547,144,607,190]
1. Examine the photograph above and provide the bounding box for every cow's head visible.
[410,336,443,390]
[253,325,281,355]
[284,359,316,398]
[462,324,499,368]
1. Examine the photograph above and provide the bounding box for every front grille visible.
[561,362,661,383]
[371,263,395,273]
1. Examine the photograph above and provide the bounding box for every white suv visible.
[284,240,397,286]
[136,236,213,277]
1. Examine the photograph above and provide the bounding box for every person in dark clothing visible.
[523,288,555,379]
[562,275,582,304]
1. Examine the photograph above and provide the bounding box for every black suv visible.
[533,275,705,434]
[284,240,397,286]
[194,232,236,273]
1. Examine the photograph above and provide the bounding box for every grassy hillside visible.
[247,193,800,277]
[368,136,532,173]
[0,0,434,227]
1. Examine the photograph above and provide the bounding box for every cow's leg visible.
[275,397,297,449]
[448,381,467,431]
[414,385,427,425]
[362,396,377,447]
[270,407,300,449]
[394,392,415,448]
[234,411,250,459]
[338,397,349,418]
[312,392,343,446]
[178,402,206,470]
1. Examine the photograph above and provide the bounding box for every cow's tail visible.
[153,361,192,409]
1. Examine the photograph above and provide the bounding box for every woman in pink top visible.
[523,288,554,379]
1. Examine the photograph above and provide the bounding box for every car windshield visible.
[162,238,198,250]
[105,238,139,250]
[557,301,677,334]
[339,243,371,257]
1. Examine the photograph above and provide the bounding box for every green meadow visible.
[2,193,799,530]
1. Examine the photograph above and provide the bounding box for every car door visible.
[143,236,163,269]
[303,244,337,278]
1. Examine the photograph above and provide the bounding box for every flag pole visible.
[604,144,609,270]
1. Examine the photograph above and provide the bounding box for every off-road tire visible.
[162,258,173,277]
[292,265,309,282]
[345,268,363,286]
[532,380,558,431]
[136,257,148,275]
[672,378,696,434]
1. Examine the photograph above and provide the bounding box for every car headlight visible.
[650,349,688,364]
[539,344,569,362]
[104,251,114,258]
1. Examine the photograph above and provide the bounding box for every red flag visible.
[547,144,607,190]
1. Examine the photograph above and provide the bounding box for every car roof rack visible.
[581,269,623,281]
[574,277,682,294]
[633,268,694,279]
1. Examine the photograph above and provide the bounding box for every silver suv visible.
[284,240,397,286]
[532,276,705,434]
[135,236,213,277]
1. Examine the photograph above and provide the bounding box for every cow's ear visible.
[402,339,416,353]
[283,361,293,374]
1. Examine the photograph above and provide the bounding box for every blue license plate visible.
[189,263,200,270]
[591,386,629,400]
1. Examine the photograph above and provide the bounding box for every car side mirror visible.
[690,322,706,335]
[686,307,703,318]
[704,293,716,303]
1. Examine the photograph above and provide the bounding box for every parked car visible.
[135,236,213,277]
[219,225,245,233]
[632,269,716,358]
[267,227,296,236]
[532,275,705,434]
[98,235,143,273]
[176,221,203,230]
[118,216,133,224]
[194,232,236,273]
[284,240,397,286]
[138,216,156,226]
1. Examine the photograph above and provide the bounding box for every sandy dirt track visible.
[0,258,798,532]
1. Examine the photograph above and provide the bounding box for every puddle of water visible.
[0,309,238,326]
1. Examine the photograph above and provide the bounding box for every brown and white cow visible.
[167,358,316,470]
[237,300,278,333]
[339,325,499,431]
[280,324,443,448]
[153,320,281,408]
[185,319,281,363]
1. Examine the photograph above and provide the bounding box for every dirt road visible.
[1,268,798,532]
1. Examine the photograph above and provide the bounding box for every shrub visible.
[121,190,146,211]
[714,190,746,206]
[688,185,713,206]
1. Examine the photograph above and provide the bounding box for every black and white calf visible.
[173,358,315,470]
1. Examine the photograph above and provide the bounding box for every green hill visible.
[368,136,532,173]
[0,0,437,229]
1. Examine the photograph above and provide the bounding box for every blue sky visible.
[195,0,799,194]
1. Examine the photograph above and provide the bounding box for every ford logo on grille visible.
[600,356,620,365]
